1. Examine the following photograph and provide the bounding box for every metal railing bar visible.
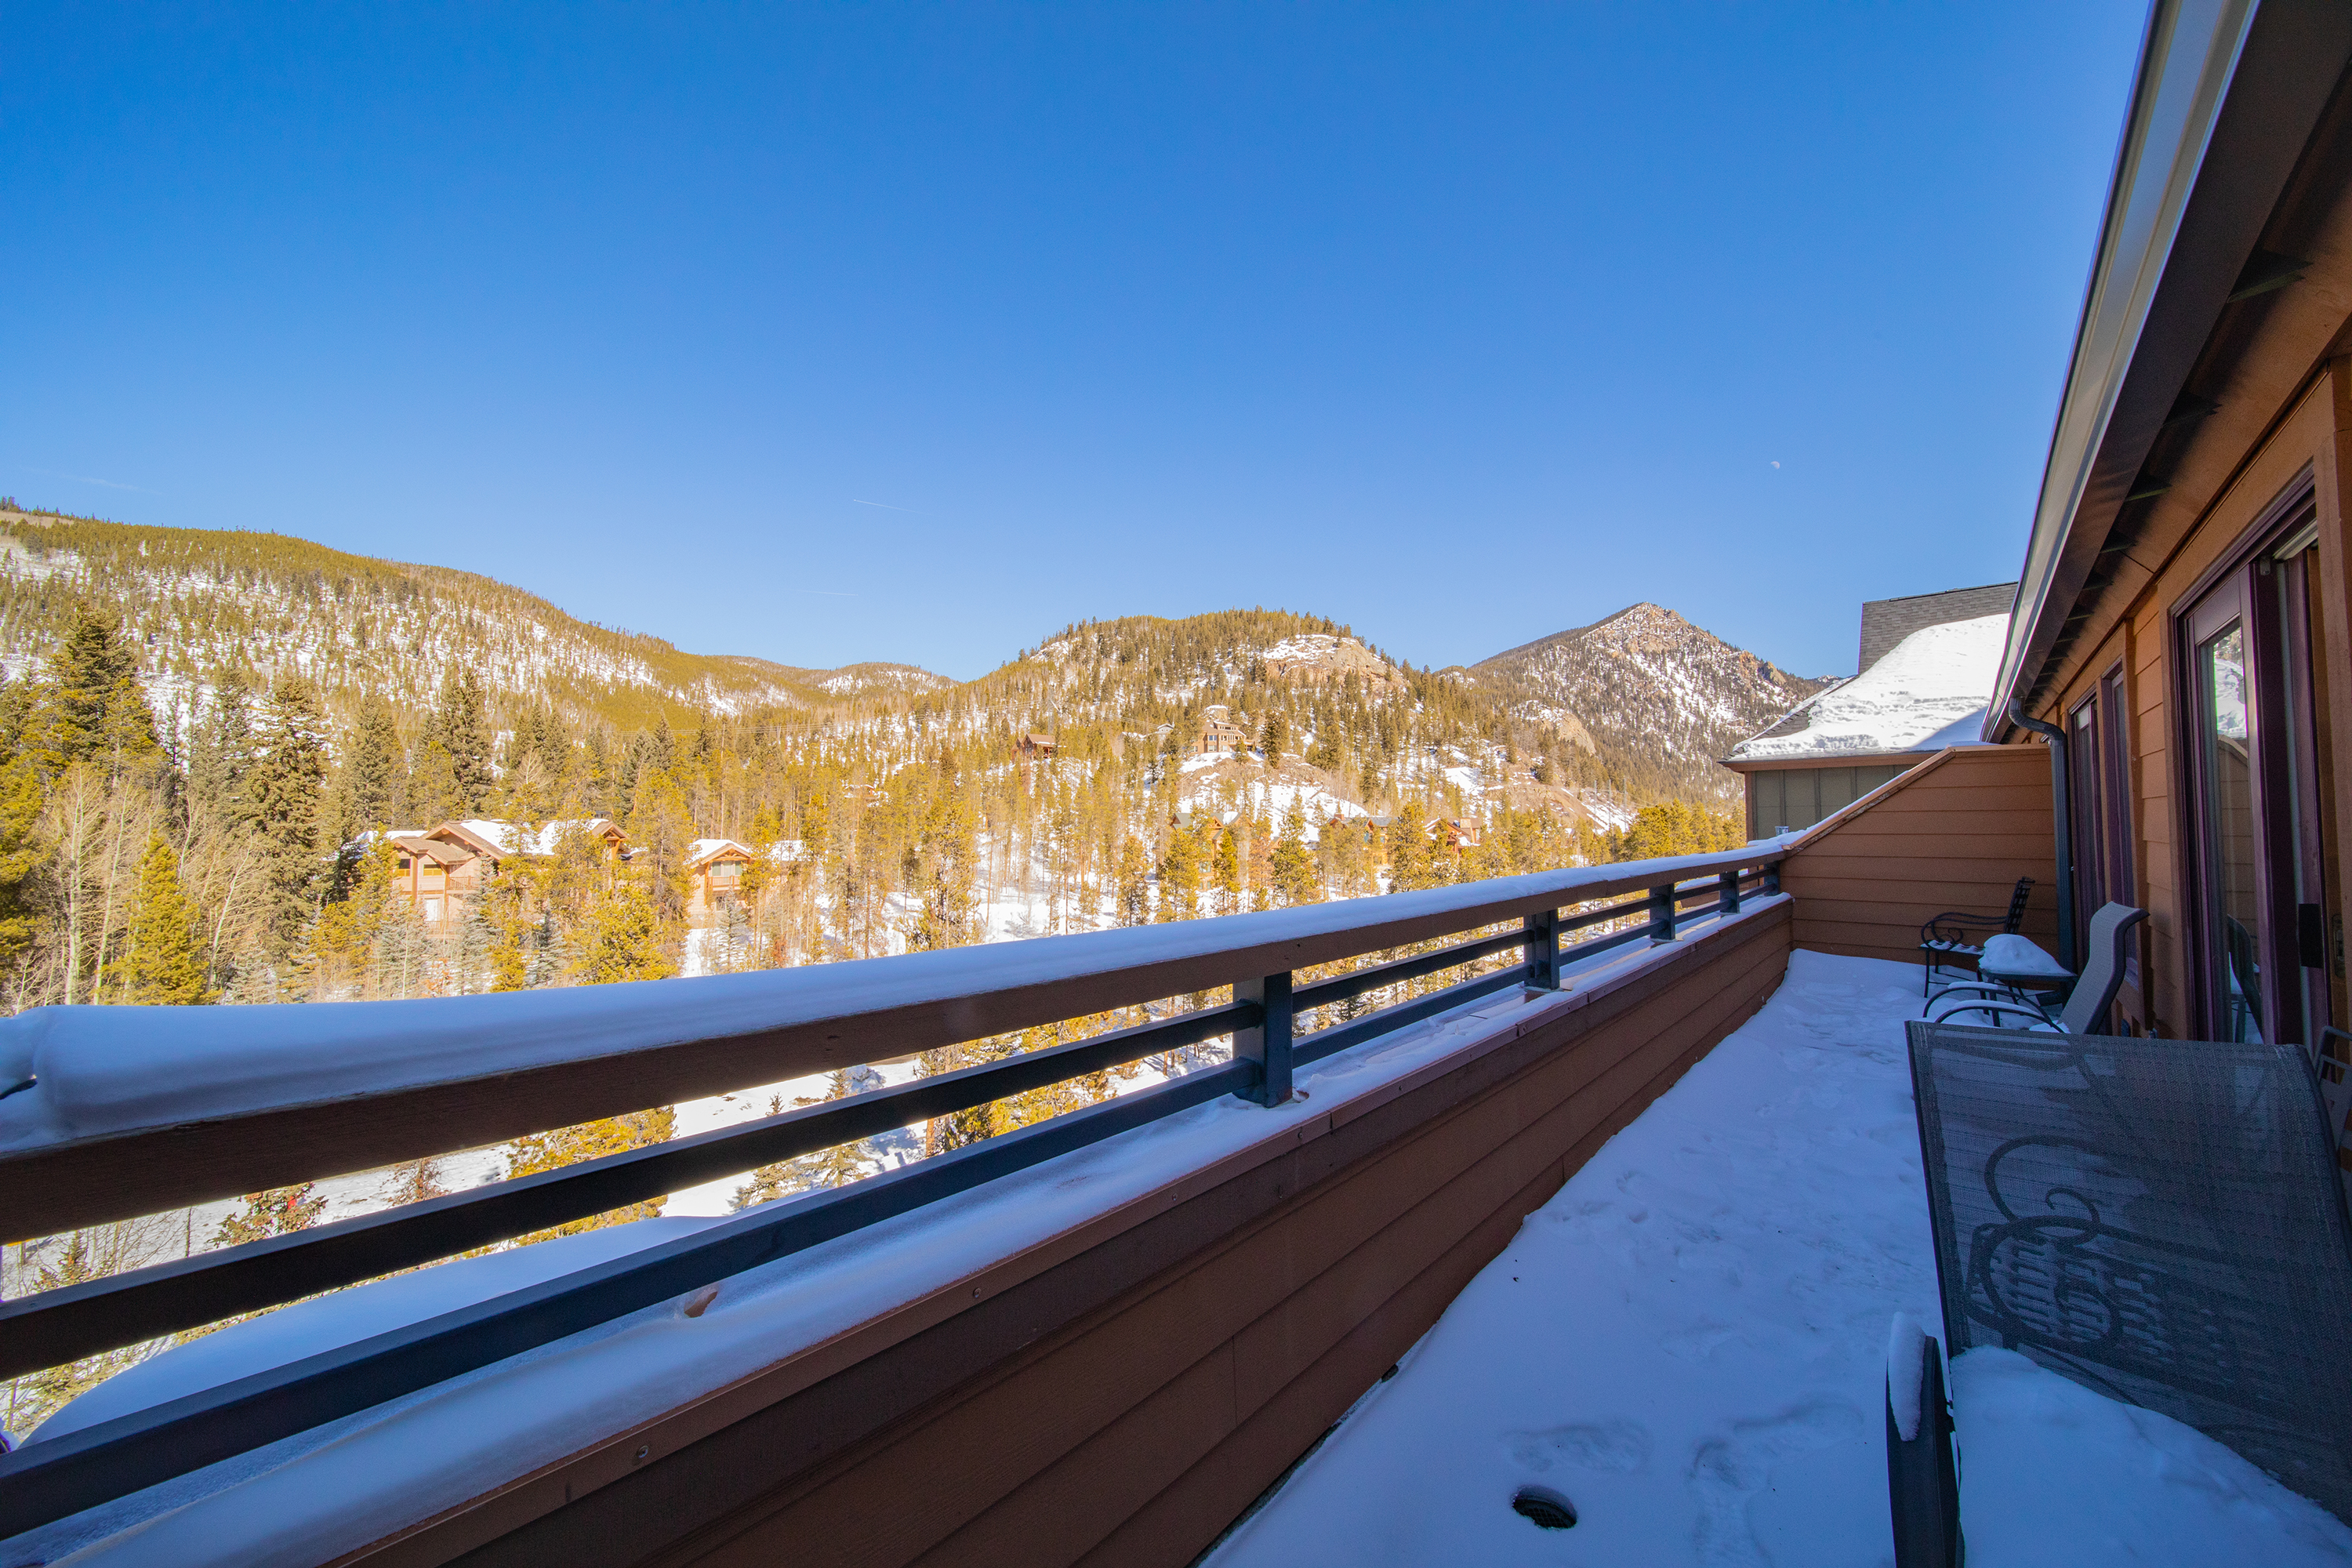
[0,1000,1261,1379]
[1290,927,1528,1014]
[3,851,1796,1243]
[1292,966,1530,1068]
[1559,892,1654,933]
[0,1058,1256,1539]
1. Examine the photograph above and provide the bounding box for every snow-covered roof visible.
[1727,613,2006,762]
[687,837,756,867]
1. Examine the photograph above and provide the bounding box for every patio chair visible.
[1901,1016,2352,1525]
[1926,902,2145,1035]
[1917,877,2034,1000]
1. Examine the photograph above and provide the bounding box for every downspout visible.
[2008,699,2078,972]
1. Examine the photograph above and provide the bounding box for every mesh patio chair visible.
[1903,1016,2352,1523]
[1926,902,2145,1035]
[1918,877,2034,1000]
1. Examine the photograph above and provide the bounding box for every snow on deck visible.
[1206,950,2352,1568]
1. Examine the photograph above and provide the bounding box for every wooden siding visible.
[358,906,1795,1568]
[1780,747,2058,970]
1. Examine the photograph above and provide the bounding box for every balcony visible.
[1,747,2339,1566]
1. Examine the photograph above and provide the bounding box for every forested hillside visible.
[0,509,1776,1018]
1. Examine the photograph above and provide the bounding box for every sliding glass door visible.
[2182,498,2331,1047]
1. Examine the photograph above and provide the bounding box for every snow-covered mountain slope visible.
[1462,603,1833,803]
[0,508,950,732]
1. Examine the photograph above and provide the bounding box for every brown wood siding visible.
[372,906,1795,1568]
[1780,747,2057,968]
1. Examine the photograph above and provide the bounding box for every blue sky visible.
[3,3,2144,681]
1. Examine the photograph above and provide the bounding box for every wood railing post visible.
[1719,870,1741,916]
[1234,972,1294,1105]
[1523,908,1561,990]
[1648,884,1679,944]
[1763,860,1782,895]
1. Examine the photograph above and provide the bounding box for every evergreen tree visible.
[1115,834,1151,926]
[187,668,256,823]
[437,666,495,816]
[1269,800,1319,906]
[51,610,155,768]
[118,833,213,1004]
[1258,710,1289,762]
[245,674,330,956]
[577,880,675,983]
[347,692,405,829]
[0,682,46,969]
[626,765,695,929]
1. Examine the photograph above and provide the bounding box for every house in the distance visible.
[1196,706,1249,758]
[369,817,631,927]
[686,838,758,922]
[1722,582,2014,836]
[1016,732,1057,760]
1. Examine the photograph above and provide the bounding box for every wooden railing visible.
[0,845,1785,1539]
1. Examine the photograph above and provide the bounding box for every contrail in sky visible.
[851,499,920,514]
[25,466,157,493]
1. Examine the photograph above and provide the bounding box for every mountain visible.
[0,507,951,736]
[0,506,1805,815]
[1461,603,1835,804]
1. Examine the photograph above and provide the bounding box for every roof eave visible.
[1988,0,2352,738]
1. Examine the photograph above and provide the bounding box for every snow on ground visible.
[1729,615,2005,761]
[1206,949,2352,1568]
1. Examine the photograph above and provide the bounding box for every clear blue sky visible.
[3,3,2144,681]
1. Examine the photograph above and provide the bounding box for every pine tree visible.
[50,610,156,769]
[1269,800,1319,906]
[0,683,46,970]
[437,666,495,817]
[1116,834,1152,926]
[347,692,405,829]
[118,833,214,1004]
[626,765,695,929]
[484,870,534,991]
[187,668,255,823]
[577,880,675,983]
[245,675,330,956]
[1259,710,1289,763]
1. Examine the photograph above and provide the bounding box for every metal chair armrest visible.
[1928,1000,2059,1030]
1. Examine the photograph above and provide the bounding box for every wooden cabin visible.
[1428,818,1482,851]
[1196,706,1249,758]
[686,838,758,922]
[386,835,471,927]
[1016,733,1058,760]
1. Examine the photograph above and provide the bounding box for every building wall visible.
[383,907,1796,1568]
[1779,746,2058,974]
[2022,359,2352,1040]
[1745,761,1916,837]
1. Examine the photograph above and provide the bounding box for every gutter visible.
[2008,701,2078,972]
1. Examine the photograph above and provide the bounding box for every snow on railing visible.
[0,842,1789,1537]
